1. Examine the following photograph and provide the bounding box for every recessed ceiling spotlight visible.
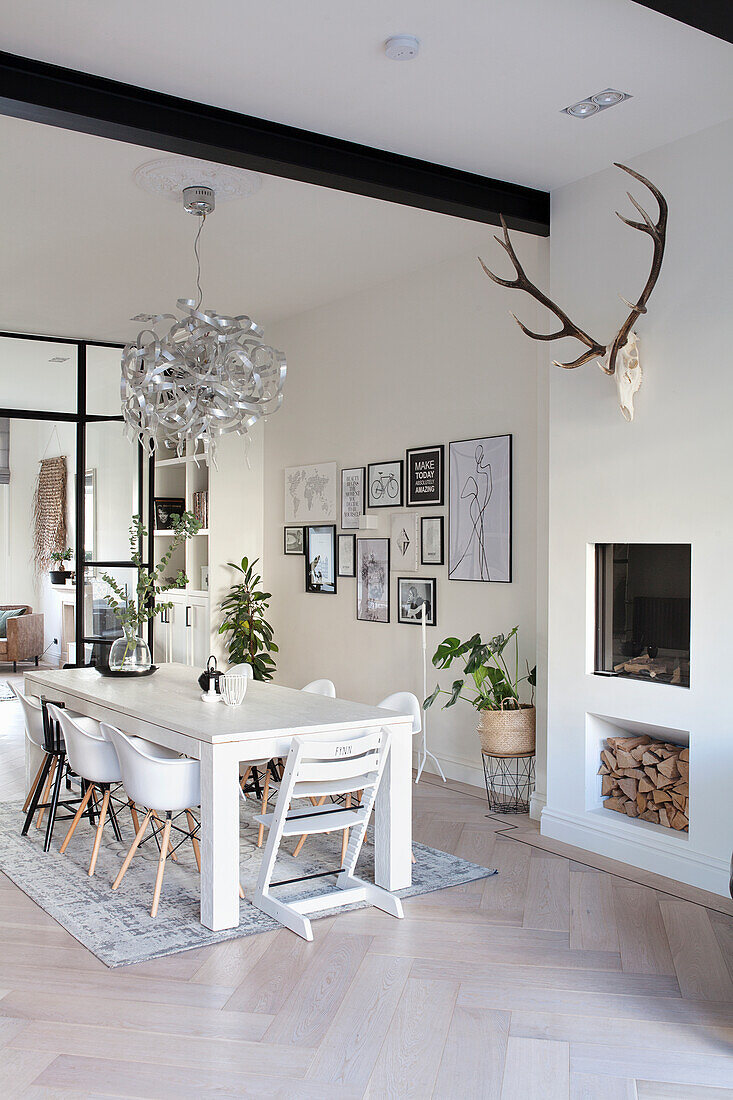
[563,89,631,119]
[384,35,420,61]
[48,356,70,363]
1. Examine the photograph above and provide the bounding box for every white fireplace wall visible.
[543,118,733,895]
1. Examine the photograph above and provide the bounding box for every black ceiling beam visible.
[0,50,549,237]
[631,1,733,44]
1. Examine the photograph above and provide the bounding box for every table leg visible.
[199,742,241,931]
[374,721,412,892]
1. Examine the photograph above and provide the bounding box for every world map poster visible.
[284,462,337,524]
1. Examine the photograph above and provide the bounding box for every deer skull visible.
[610,332,641,422]
[479,164,667,421]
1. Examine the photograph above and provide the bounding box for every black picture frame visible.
[406,444,444,507]
[448,434,512,583]
[154,497,185,531]
[337,533,356,576]
[305,524,337,594]
[421,515,445,565]
[367,460,403,508]
[397,577,437,626]
[283,526,305,555]
[341,467,366,530]
[356,538,390,622]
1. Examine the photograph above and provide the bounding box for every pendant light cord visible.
[193,212,206,309]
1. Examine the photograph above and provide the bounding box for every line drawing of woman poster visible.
[448,435,511,582]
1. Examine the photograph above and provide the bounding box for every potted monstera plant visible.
[424,627,536,755]
[49,548,73,585]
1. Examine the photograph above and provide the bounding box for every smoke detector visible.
[384,35,420,61]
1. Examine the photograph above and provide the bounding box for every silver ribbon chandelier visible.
[121,185,286,460]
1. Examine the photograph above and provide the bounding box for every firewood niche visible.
[599,734,689,831]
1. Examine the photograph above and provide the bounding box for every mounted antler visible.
[479,163,668,420]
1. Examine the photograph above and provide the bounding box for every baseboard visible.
[529,791,546,821]
[541,805,730,898]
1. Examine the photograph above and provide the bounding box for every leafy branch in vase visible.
[101,511,201,636]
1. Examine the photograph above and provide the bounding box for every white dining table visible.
[24,664,414,930]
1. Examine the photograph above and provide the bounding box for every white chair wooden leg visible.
[257,768,270,848]
[151,814,172,917]
[112,809,152,890]
[88,788,110,876]
[59,783,95,854]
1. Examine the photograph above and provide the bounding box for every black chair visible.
[21,698,96,852]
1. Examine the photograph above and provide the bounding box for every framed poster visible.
[284,526,304,554]
[356,538,390,622]
[305,524,337,594]
[285,462,337,524]
[367,460,403,508]
[448,434,512,582]
[341,466,365,529]
[154,497,185,530]
[406,445,444,507]
[337,533,356,576]
[397,577,436,626]
[390,512,419,571]
[421,515,444,565]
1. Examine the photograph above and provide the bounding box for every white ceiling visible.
[0,115,494,342]
[2,0,731,190]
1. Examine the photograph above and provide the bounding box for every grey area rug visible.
[0,682,16,701]
[0,795,496,967]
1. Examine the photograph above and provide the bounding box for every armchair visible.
[0,605,45,671]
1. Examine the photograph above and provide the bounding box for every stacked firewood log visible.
[599,735,689,831]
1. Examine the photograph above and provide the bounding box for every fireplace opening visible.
[595,543,690,686]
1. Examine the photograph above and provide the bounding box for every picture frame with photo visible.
[154,497,185,531]
[356,538,390,622]
[341,467,365,529]
[390,512,419,571]
[421,515,444,565]
[406,445,444,507]
[337,533,356,576]
[448,434,512,583]
[284,526,305,555]
[367,460,403,508]
[305,524,337,594]
[397,577,436,626]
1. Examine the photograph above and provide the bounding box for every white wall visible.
[543,119,733,895]
[209,424,265,665]
[263,245,547,785]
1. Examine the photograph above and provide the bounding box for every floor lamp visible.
[415,602,446,784]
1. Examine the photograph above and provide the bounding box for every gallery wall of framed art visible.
[260,248,539,792]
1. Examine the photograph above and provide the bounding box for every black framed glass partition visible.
[0,330,153,668]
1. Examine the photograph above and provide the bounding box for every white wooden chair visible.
[252,725,403,940]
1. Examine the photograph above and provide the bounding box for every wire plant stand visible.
[481,751,535,814]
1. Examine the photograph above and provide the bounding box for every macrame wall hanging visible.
[33,456,67,572]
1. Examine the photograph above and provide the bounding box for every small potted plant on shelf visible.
[101,511,201,674]
[219,556,278,681]
[424,627,537,755]
[49,548,73,585]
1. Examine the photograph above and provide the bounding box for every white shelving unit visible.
[152,444,210,668]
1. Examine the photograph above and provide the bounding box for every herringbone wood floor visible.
[1,676,732,1098]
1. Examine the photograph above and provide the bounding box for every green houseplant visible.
[424,627,537,754]
[49,547,73,585]
[218,557,278,681]
[102,511,201,672]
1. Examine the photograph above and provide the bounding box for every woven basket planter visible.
[477,703,536,756]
